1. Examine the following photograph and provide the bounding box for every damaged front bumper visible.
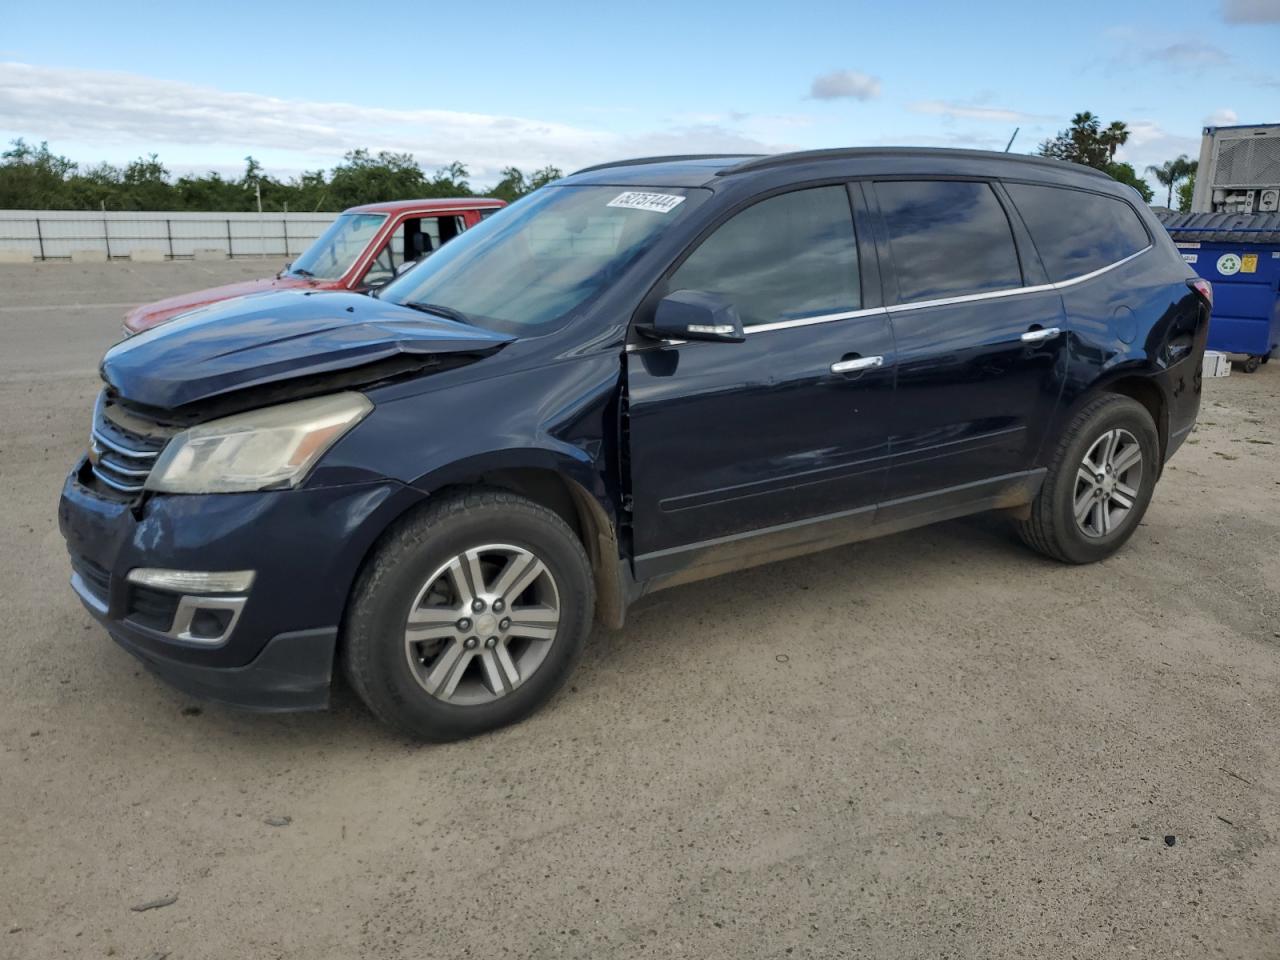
[58,459,423,711]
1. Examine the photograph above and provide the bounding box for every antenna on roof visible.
[1004,127,1020,153]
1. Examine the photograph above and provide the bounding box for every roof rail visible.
[719,147,1112,180]
[570,154,762,176]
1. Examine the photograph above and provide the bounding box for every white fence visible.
[0,210,339,261]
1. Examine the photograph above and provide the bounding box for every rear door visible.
[626,183,896,579]
[869,178,1068,516]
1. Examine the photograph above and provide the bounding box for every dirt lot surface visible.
[1,260,1278,959]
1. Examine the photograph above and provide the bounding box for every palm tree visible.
[1147,155,1197,208]
[1100,121,1130,161]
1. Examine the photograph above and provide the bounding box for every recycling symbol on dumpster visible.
[1216,253,1242,276]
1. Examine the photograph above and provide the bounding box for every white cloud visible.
[1205,108,1239,125]
[1113,120,1202,197]
[0,61,797,182]
[908,100,1048,124]
[808,70,881,101]
[1222,0,1280,23]
[1147,40,1232,66]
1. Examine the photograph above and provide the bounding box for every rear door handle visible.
[1020,326,1061,343]
[831,355,884,374]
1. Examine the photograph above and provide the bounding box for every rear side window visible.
[1006,183,1150,282]
[669,185,860,327]
[875,180,1022,303]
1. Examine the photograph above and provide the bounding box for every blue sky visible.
[1,0,1277,196]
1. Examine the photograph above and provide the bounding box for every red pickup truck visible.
[123,197,506,334]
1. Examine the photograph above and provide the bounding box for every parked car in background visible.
[121,198,506,334]
[61,149,1208,741]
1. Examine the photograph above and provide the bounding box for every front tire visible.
[342,488,594,741]
[1017,394,1160,564]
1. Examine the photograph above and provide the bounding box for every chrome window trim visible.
[1051,244,1151,289]
[746,307,886,334]
[625,244,1153,349]
[886,283,1055,313]
[885,245,1152,314]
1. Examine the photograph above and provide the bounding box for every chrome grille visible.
[88,392,175,496]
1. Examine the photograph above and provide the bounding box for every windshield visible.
[379,186,706,333]
[289,212,386,280]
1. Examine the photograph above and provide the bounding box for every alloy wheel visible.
[1073,428,1143,538]
[403,544,560,705]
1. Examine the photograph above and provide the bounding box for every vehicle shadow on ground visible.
[141,510,1034,751]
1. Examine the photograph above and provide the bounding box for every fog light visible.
[126,568,255,594]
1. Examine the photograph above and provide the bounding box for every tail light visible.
[1187,277,1213,309]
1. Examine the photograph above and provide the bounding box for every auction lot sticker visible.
[1217,253,1242,276]
[607,192,686,214]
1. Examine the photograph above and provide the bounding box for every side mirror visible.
[645,290,745,343]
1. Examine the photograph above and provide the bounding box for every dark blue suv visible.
[59,148,1210,740]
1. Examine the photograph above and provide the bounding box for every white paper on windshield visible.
[606,191,686,214]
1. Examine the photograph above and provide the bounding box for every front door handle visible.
[1020,326,1061,343]
[831,355,884,374]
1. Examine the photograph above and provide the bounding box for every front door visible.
[626,184,897,582]
[868,178,1069,519]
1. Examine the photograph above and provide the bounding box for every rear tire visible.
[342,488,594,741]
[1017,394,1159,564]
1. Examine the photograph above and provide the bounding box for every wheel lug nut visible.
[464,636,478,649]
[499,618,511,631]
[457,618,471,631]
[493,599,504,612]
[485,636,497,649]
[471,599,485,613]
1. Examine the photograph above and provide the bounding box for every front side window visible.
[289,212,386,281]
[668,185,860,327]
[380,186,707,334]
[1006,183,1150,282]
[875,180,1022,303]
[364,216,471,286]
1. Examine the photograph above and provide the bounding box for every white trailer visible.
[1192,123,1280,214]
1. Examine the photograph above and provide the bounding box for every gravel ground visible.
[1,260,1277,960]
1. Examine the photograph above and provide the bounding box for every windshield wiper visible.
[290,266,315,278]
[402,302,474,325]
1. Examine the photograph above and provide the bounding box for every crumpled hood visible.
[122,274,316,333]
[102,290,514,410]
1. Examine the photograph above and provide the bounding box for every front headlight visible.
[145,392,373,494]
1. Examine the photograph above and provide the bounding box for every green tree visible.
[1145,156,1197,209]
[1100,120,1130,162]
[0,139,76,208]
[0,139,536,210]
[1039,114,1158,202]
[1104,161,1154,203]
[1177,172,1196,213]
[1039,112,1113,168]
[121,155,175,209]
[174,170,250,211]
[490,166,529,203]
[327,149,429,208]
[489,164,564,203]
[425,161,473,198]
